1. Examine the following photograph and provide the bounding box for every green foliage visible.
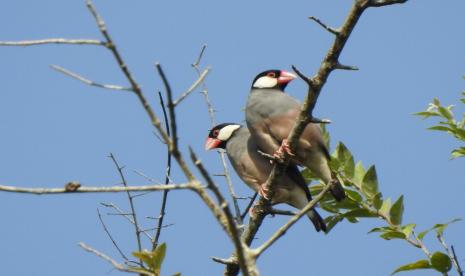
[391,260,431,275]
[414,92,465,159]
[130,243,180,276]
[310,125,462,275]
[430,251,452,273]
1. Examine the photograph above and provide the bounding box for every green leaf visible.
[343,208,376,218]
[172,273,182,276]
[334,142,355,178]
[302,168,318,182]
[152,243,167,272]
[428,125,453,132]
[417,229,430,241]
[344,189,363,203]
[451,147,465,159]
[438,106,453,120]
[324,215,344,233]
[389,195,404,226]
[391,260,431,275]
[353,161,365,188]
[380,231,406,240]
[430,251,452,273]
[132,243,167,274]
[434,218,462,236]
[379,198,392,216]
[413,111,439,118]
[372,192,383,210]
[368,226,392,234]
[401,223,416,237]
[361,165,379,199]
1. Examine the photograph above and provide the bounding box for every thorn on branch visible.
[308,16,340,35]
[310,117,331,124]
[368,0,408,8]
[335,62,359,71]
[291,65,314,88]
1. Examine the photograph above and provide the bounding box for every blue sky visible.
[1,1,464,275]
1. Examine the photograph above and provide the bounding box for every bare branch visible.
[192,44,207,67]
[451,246,464,276]
[190,45,243,224]
[108,153,143,255]
[100,202,152,240]
[0,182,196,194]
[173,68,211,106]
[155,63,178,152]
[308,16,340,35]
[367,0,408,7]
[0,38,104,46]
[189,147,253,276]
[334,62,359,71]
[152,92,172,250]
[51,65,132,91]
[252,184,333,258]
[78,242,153,276]
[97,208,129,261]
[240,193,258,221]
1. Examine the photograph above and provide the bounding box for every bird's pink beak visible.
[277,70,297,84]
[205,137,222,150]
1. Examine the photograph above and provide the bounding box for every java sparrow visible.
[245,69,345,201]
[205,123,327,232]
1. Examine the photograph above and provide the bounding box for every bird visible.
[245,69,345,201]
[205,123,327,232]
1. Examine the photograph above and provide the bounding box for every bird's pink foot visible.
[273,139,295,161]
[258,184,270,200]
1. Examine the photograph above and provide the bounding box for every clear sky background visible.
[1,1,464,275]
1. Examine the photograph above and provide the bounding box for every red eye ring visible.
[213,129,220,136]
[267,72,276,78]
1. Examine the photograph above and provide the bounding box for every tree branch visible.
[50,65,132,91]
[0,38,104,46]
[108,153,143,255]
[152,92,172,250]
[0,182,195,194]
[79,242,153,276]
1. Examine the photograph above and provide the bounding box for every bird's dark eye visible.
[213,129,220,137]
[267,72,276,78]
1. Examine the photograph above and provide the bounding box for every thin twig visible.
[78,242,153,276]
[0,38,104,46]
[51,65,132,91]
[438,234,463,276]
[308,16,340,35]
[152,92,172,250]
[109,153,143,254]
[451,245,464,276]
[97,208,129,261]
[252,183,333,258]
[191,45,243,224]
[189,147,253,276]
[241,193,258,221]
[100,203,152,240]
[173,68,211,106]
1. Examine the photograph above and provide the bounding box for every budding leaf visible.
[391,259,431,275]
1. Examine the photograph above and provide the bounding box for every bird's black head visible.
[205,123,242,150]
[251,69,296,91]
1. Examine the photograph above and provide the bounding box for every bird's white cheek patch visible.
[253,76,278,88]
[218,125,241,141]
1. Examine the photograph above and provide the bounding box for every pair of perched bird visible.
[205,69,345,233]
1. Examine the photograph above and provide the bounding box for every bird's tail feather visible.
[307,209,327,233]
